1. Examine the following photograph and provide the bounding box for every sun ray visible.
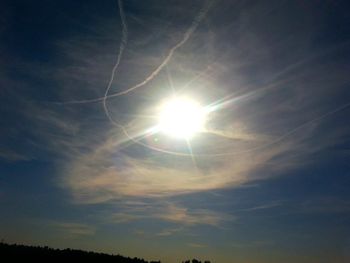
[185,138,199,174]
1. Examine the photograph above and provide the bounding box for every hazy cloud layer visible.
[2,0,350,232]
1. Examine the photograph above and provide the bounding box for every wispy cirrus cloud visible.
[293,197,350,215]
[2,0,349,235]
[238,200,284,212]
[156,227,183,237]
[0,149,31,162]
[50,222,96,238]
[59,119,327,206]
[187,243,207,248]
[106,203,233,227]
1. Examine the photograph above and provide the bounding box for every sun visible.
[157,97,206,139]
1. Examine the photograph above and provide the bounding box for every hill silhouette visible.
[0,242,160,262]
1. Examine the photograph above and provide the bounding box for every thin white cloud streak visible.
[187,243,207,248]
[49,222,96,237]
[103,0,128,127]
[155,204,233,226]
[106,203,233,227]
[104,0,213,98]
[156,227,183,237]
[59,0,213,104]
[238,201,284,212]
[231,240,275,249]
[205,127,269,142]
[0,149,31,162]
[286,197,350,215]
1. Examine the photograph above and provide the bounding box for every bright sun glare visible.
[157,97,206,139]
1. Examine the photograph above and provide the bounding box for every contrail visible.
[105,0,213,98]
[103,0,128,127]
[57,0,213,105]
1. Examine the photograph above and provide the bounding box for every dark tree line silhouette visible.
[0,242,211,262]
[0,242,160,262]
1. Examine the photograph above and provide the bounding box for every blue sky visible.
[1,0,350,262]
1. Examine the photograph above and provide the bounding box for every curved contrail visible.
[58,0,213,105]
[103,0,128,127]
[105,0,212,98]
